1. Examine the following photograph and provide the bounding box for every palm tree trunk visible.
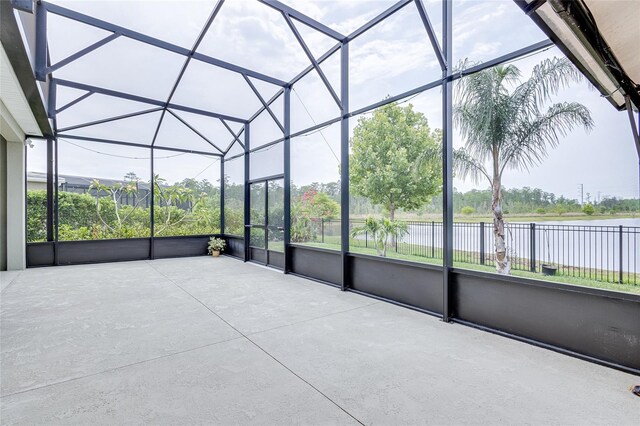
[492,177,510,274]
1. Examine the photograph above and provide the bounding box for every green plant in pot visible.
[208,237,226,257]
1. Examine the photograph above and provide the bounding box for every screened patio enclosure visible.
[12,0,639,375]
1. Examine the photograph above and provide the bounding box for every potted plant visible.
[540,229,556,276]
[208,237,225,257]
[541,264,557,276]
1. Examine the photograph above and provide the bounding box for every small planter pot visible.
[210,251,220,257]
[541,264,557,276]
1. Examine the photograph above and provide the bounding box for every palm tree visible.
[350,217,408,257]
[454,57,594,274]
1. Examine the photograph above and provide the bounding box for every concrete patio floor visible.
[1,256,637,425]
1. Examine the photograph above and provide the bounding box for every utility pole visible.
[578,183,584,206]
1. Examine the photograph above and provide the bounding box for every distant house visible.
[27,172,151,208]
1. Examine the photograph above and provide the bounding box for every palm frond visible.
[453,148,492,185]
[500,102,594,175]
[510,57,583,119]
[454,63,519,159]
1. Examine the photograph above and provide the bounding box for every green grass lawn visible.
[292,237,640,295]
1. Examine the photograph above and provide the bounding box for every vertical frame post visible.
[220,158,225,235]
[150,146,155,259]
[46,138,54,242]
[530,223,537,272]
[619,225,624,284]
[264,179,269,266]
[340,41,350,291]
[35,1,47,81]
[47,80,57,119]
[54,135,59,265]
[480,221,485,265]
[283,87,292,273]
[244,123,251,262]
[442,0,454,321]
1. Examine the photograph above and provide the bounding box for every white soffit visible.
[0,43,42,138]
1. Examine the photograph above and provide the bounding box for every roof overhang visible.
[1,0,52,140]
[515,0,640,112]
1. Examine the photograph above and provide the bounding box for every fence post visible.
[619,225,624,284]
[321,219,324,243]
[479,222,485,265]
[530,223,536,272]
[365,231,368,248]
[431,221,435,258]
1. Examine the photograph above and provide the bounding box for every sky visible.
[27,0,639,201]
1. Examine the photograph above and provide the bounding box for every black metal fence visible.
[309,219,639,285]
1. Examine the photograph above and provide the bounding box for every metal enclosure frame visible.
[14,0,639,375]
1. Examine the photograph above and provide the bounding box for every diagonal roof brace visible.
[220,119,245,153]
[414,0,447,71]
[166,109,225,154]
[256,0,345,41]
[44,33,120,75]
[282,13,342,110]
[625,97,640,159]
[152,0,226,148]
[55,90,94,115]
[40,1,287,87]
[57,107,163,133]
[243,75,284,132]
[346,0,413,42]
[54,78,248,124]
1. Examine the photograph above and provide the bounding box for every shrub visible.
[582,203,595,216]
[26,190,47,242]
[536,208,546,215]
[460,206,475,215]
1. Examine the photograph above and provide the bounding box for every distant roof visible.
[27,171,151,189]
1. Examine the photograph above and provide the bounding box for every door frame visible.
[247,174,284,268]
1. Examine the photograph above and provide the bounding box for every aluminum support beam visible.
[46,138,54,242]
[152,0,226,148]
[53,79,247,123]
[235,44,341,144]
[55,91,94,115]
[340,41,349,291]
[150,146,155,259]
[166,109,225,153]
[220,159,225,234]
[624,96,640,159]
[220,120,245,151]
[243,123,251,262]
[44,33,120,75]
[441,0,454,322]
[257,0,345,41]
[283,87,291,273]
[56,134,221,156]
[56,108,163,133]
[35,1,47,81]
[243,75,284,132]
[41,1,287,87]
[53,134,59,265]
[414,0,446,70]
[346,0,413,42]
[283,13,342,109]
[47,78,56,119]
